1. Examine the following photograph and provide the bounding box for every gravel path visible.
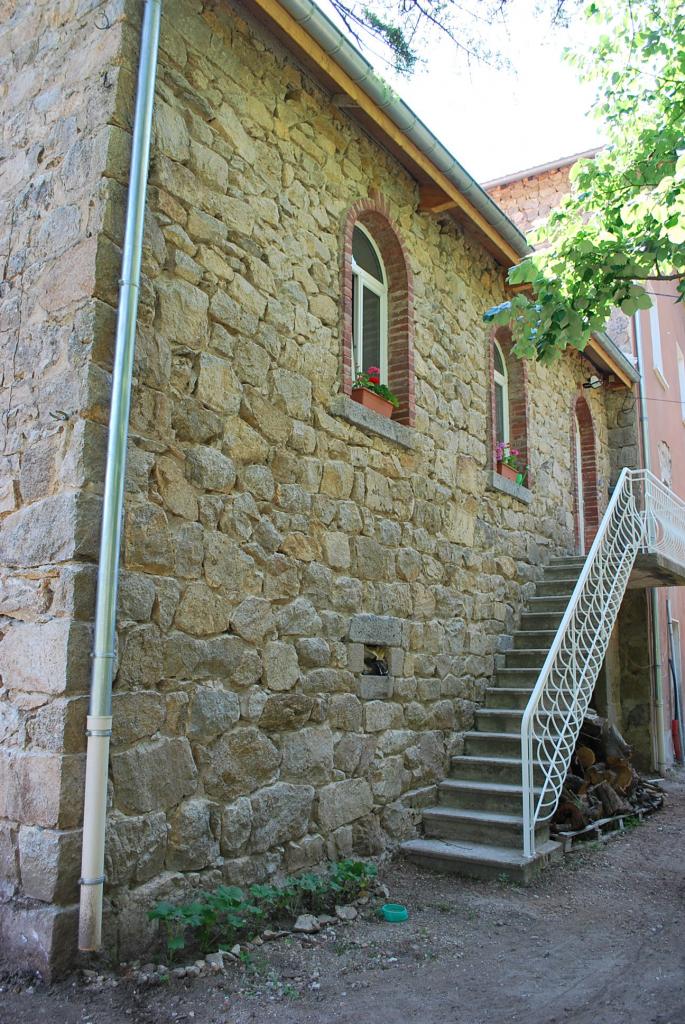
[2,773,684,1024]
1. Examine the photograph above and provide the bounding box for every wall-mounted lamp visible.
[583,374,603,390]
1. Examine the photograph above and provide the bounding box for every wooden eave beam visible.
[242,0,521,268]
[585,336,634,389]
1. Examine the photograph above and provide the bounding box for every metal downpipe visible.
[633,313,667,772]
[78,0,162,951]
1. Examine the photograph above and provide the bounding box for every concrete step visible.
[450,754,544,786]
[422,806,550,849]
[504,648,550,669]
[463,730,520,757]
[512,629,558,650]
[475,707,563,735]
[401,836,563,882]
[437,778,541,814]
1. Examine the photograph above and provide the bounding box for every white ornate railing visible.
[521,468,685,859]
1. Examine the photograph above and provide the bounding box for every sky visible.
[319,0,605,183]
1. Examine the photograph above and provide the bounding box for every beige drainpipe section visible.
[78,0,162,951]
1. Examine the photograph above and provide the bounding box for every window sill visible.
[330,394,416,449]
[486,470,532,505]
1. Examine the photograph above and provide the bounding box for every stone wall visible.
[486,162,576,238]
[1,0,620,973]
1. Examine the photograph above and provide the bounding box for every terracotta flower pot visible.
[497,461,519,483]
[351,387,394,419]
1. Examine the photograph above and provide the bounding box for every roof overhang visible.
[239,0,529,267]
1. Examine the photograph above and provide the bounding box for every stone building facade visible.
[0,0,637,975]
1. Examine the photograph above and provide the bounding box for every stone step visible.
[535,578,578,596]
[422,806,550,849]
[527,593,569,610]
[492,666,541,688]
[504,648,550,669]
[549,556,586,567]
[401,836,563,883]
[540,565,581,581]
[485,686,537,710]
[450,754,544,786]
[512,629,558,650]
[437,778,541,814]
[463,730,520,757]
[475,707,563,735]
[520,610,564,631]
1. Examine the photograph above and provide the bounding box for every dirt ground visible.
[2,773,685,1024]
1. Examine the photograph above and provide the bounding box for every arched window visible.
[341,197,415,426]
[352,225,388,382]
[490,328,531,484]
[493,338,509,444]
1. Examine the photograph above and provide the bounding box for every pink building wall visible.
[637,282,685,762]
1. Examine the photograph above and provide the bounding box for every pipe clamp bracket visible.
[79,875,106,886]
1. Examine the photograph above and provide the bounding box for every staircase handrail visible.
[519,468,685,859]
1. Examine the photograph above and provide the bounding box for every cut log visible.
[591,781,632,817]
[576,746,596,770]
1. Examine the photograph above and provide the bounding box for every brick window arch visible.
[341,196,415,426]
[572,393,599,553]
[489,326,530,483]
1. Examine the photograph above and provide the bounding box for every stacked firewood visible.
[553,713,664,834]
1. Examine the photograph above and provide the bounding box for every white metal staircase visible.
[403,469,685,880]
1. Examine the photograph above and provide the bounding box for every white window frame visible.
[493,338,510,444]
[351,224,388,384]
[678,347,685,425]
[649,302,668,389]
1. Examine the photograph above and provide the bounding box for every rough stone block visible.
[275,597,322,636]
[220,797,253,855]
[0,617,91,695]
[166,798,219,871]
[187,686,240,742]
[198,726,280,801]
[0,822,18,900]
[363,701,403,732]
[0,492,100,568]
[0,751,85,828]
[111,737,197,814]
[328,693,363,732]
[281,726,334,784]
[18,826,81,904]
[284,834,325,872]
[357,676,393,701]
[185,445,236,492]
[105,812,168,887]
[316,778,373,831]
[259,693,314,731]
[231,597,276,643]
[263,641,300,691]
[249,782,314,852]
[155,276,209,350]
[349,613,403,646]
[0,903,78,980]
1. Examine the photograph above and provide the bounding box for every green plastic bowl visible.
[381,903,408,923]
